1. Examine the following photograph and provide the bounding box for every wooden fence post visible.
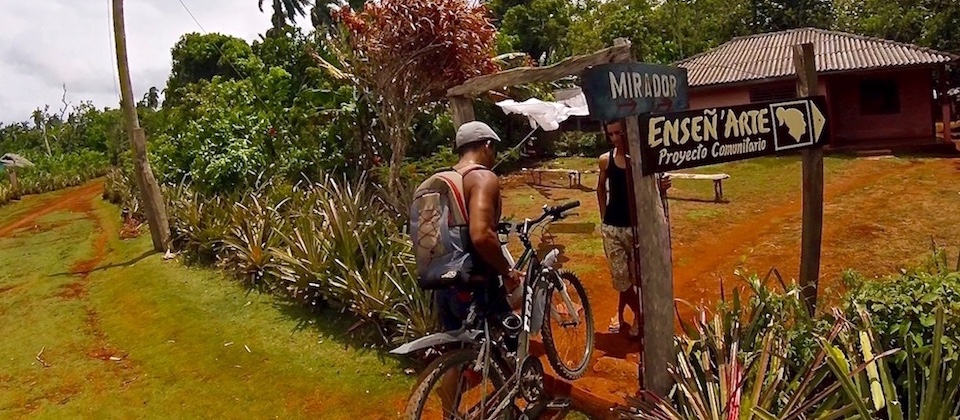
[450,96,475,129]
[8,169,19,199]
[794,43,824,316]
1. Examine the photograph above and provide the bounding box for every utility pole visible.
[112,0,171,252]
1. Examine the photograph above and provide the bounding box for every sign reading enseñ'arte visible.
[581,63,689,120]
[638,96,829,175]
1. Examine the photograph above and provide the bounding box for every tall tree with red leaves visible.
[313,0,499,191]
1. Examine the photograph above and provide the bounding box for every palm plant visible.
[258,0,311,31]
[310,0,366,29]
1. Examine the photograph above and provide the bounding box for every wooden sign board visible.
[581,62,689,120]
[638,96,829,175]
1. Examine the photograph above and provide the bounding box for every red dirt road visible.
[0,181,105,240]
[526,156,960,417]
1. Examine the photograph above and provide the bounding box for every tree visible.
[259,0,311,31]
[164,33,259,106]
[835,0,960,54]
[751,0,834,32]
[311,0,366,29]
[140,87,160,110]
[498,0,575,64]
[316,0,498,191]
[651,0,753,61]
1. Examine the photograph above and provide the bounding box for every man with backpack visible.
[410,121,524,332]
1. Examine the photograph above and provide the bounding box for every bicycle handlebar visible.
[550,200,580,215]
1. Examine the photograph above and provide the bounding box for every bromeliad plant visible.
[621,261,960,419]
[270,173,435,342]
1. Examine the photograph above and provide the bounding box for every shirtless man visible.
[434,121,524,332]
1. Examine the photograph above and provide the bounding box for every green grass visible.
[0,195,414,419]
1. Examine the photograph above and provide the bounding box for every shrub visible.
[551,131,606,158]
[843,248,960,363]
[1,150,110,204]
[624,253,960,418]
[106,168,440,345]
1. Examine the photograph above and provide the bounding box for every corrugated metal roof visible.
[676,28,959,87]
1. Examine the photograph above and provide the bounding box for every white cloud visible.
[0,0,311,123]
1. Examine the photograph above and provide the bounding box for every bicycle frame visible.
[393,202,583,419]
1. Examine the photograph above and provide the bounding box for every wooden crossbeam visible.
[446,43,632,98]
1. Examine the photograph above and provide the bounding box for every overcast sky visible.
[0,0,310,124]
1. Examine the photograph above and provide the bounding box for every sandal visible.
[608,317,621,333]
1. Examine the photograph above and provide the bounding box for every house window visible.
[749,84,796,103]
[860,79,900,115]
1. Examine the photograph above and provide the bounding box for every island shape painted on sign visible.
[581,62,689,121]
[638,96,829,175]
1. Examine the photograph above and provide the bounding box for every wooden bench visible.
[665,172,731,202]
[522,168,582,188]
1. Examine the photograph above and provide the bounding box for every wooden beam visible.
[449,96,475,129]
[794,43,824,316]
[447,43,632,98]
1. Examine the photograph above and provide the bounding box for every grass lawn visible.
[0,185,414,419]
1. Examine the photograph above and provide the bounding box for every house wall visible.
[826,68,935,145]
[686,68,938,147]
[688,80,828,110]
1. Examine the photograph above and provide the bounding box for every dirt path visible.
[0,181,105,239]
[547,157,960,417]
[0,181,415,419]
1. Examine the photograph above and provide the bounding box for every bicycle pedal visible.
[546,398,571,410]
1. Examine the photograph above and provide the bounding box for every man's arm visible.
[596,153,609,219]
[467,171,512,278]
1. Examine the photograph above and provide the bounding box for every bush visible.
[550,131,606,158]
[106,168,437,345]
[624,252,960,418]
[843,247,960,362]
[1,150,110,204]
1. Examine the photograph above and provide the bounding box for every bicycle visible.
[391,200,595,419]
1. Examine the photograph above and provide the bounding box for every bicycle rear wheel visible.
[541,270,595,380]
[404,348,515,420]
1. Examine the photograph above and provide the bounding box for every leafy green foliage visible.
[843,249,960,364]
[108,168,436,344]
[1,150,109,199]
[752,0,835,32]
[623,252,960,418]
[259,0,311,31]
[164,33,261,105]
[497,0,575,64]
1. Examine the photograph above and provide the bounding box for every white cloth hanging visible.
[495,89,589,132]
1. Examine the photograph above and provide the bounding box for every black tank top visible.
[603,152,632,227]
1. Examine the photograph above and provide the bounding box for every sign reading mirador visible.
[581,63,689,121]
[638,96,829,175]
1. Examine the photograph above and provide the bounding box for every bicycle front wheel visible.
[403,348,515,420]
[541,269,595,380]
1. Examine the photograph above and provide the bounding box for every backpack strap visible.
[438,164,491,226]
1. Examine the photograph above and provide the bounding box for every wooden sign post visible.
[627,43,829,394]
[795,43,824,316]
[581,38,685,396]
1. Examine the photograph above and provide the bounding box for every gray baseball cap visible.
[455,121,502,149]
